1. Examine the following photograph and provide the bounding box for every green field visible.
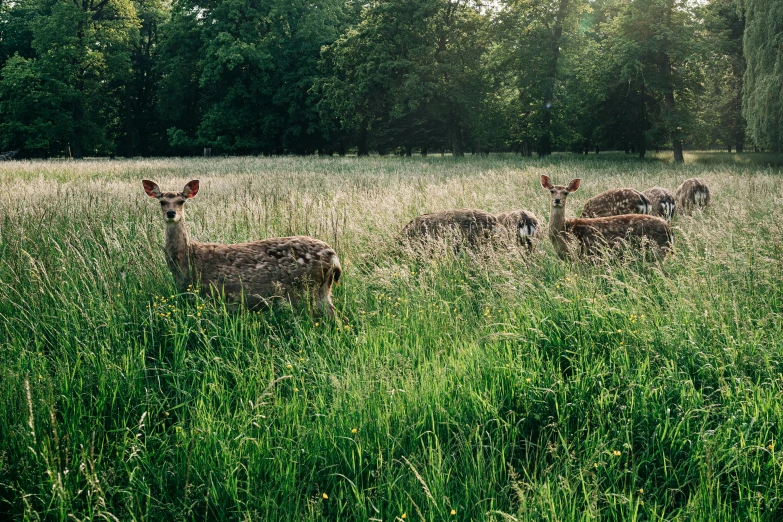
[1,153,782,520]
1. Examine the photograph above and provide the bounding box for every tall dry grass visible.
[1,153,782,520]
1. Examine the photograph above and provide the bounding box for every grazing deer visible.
[643,187,676,222]
[142,180,341,316]
[541,175,673,260]
[402,209,499,246]
[580,188,651,218]
[495,210,540,251]
[675,178,710,215]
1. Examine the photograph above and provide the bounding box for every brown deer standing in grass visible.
[643,187,676,222]
[541,175,673,260]
[143,180,341,316]
[580,188,651,218]
[402,209,499,246]
[494,210,540,251]
[675,178,711,215]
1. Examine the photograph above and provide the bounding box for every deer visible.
[675,178,710,215]
[642,187,676,222]
[541,175,673,260]
[402,209,499,246]
[580,188,651,218]
[142,180,341,316]
[494,210,540,251]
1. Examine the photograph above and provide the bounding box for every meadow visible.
[1,153,782,521]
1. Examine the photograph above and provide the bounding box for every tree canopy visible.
[0,0,778,158]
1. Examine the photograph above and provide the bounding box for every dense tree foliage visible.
[0,0,776,158]
[742,0,783,151]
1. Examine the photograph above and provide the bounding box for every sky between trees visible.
[0,0,780,160]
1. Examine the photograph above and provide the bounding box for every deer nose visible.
[166,210,176,219]
[554,198,561,205]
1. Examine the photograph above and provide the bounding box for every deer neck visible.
[164,219,192,290]
[548,203,569,259]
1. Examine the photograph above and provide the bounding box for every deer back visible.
[580,188,651,218]
[403,209,499,244]
[566,214,673,256]
[188,236,340,306]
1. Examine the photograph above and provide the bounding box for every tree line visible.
[0,0,780,160]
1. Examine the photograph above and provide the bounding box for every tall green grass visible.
[1,153,782,520]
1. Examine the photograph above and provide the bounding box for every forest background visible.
[0,0,781,161]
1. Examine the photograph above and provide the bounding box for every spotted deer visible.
[580,188,651,218]
[643,187,676,222]
[494,210,540,251]
[402,209,499,246]
[143,180,341,316]
[541,175,673,260]
[675,178,710,215]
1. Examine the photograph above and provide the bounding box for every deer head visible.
[541,175,580,208]
[143,180,199,224]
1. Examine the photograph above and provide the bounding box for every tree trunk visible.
[672,140,683,163]
[405,144,413,157]
[356,128,369,157]
[660,14,683,164]
[449,120,464,157]
[638,84,647,159]
[539,0,570,157]
[727,144,732,153]
[637,133,646,159]
[736,143,743,153]
[537,134,551,157]
[421,146,428,156]
[71,139,84,160]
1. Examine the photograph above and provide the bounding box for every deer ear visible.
[142,180,161,198]
[567,179,581,192]
[541,175,553,190]
[182,180,199,199]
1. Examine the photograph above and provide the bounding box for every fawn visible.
[495,210,540,251]
[143,180,341,316]
[643,187,676,222]
[675,178,710,215]
[542,175,673,260]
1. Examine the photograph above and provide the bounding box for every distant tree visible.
[0,0,139,157]
[0,0,36,65]
[742,0,783,151]
[317,0,490,156]
[492,0,583,156]
[600,0,702,162]
[116,0,169,157]
[698,0,745,152]
[159,0,347,155]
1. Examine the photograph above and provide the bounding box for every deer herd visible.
[142,174,710,315]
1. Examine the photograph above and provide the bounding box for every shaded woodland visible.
[0,0,780,160]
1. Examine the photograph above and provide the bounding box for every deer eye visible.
[550,189,554,194]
